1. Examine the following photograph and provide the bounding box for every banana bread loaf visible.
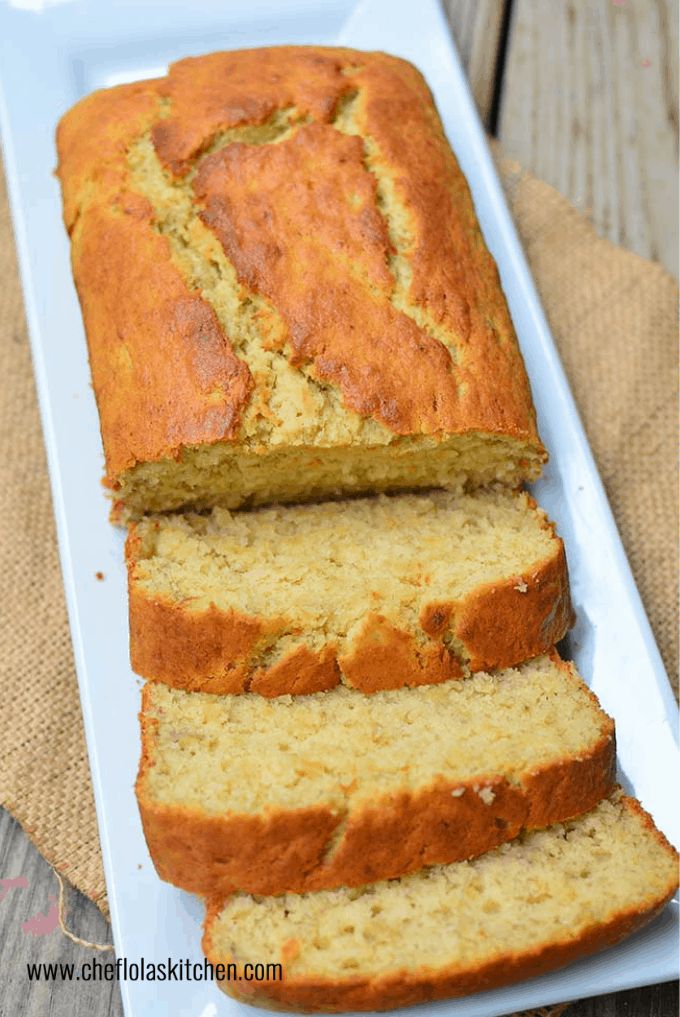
[202,792,678,1012]
[56,47,545,517]
[136,654,615,898]
[127,488,572,694]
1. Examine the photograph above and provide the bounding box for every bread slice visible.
[56,47,545,518]
[127,489,572,695]
[136,654,614,898]
[202,793,678,1012]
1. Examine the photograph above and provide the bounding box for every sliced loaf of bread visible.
[57,48,545,519]
[137,654,614,898]
[202,792,678,1012]
[127,489,572,695]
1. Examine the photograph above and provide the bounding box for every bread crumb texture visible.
[136,654,615,897]
[128,489,572,691]
[140,655,609,817]
[57,47,545,514]
[203,793,678,1011]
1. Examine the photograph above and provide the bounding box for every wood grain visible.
[0,809,123,1017]
[441,0,508,122]
[567,981,679,1017]
[498,0,679,276]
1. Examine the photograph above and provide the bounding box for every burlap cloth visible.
[0,147,677,1015]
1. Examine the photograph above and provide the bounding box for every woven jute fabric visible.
[0,147,677,1016]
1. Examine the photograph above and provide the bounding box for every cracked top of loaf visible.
[56,46,546,515]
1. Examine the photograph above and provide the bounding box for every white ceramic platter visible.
[0,1,677,1014]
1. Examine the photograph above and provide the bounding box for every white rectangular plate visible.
[0,1,677,1014]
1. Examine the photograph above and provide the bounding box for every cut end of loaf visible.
[202,792,679,1012]
[117,432,545,517]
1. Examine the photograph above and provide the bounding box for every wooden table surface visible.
[0,3,677,1016]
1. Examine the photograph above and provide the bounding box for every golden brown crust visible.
[349,57,539,438]
[135,664,615,899]
[129,586,263,694]
[249,645,340,697]
[196,122,462,438]
[152,48,352,176]
[127,527,572,695]
[70,195,253,482]
[446,536,573,673]
[201,795,678,1012]
[337,614,463,691]
[56,79,161,232]
[127,523,275,693]
[56,46,545,492]
[206,900,674,1012]
[193,63,534,439]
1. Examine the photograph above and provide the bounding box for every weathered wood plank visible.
[441,0,508,123]
[567,980,679,1017]
[498,0,679,276]
[0,808,123,1017]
